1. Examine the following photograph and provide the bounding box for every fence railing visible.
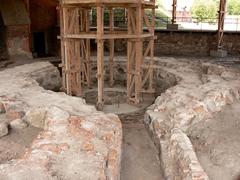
[91,16,240,32]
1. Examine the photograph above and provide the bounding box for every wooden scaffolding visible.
[59,0,156,110]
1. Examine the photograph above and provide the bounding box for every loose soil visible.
[189,101,240,180]
[120,120,165,180]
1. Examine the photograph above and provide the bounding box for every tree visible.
[191,0,218,23]
[228,0,240,15]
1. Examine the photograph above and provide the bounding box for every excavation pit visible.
[84,85,166,179]
[84,87,155,115]
[1,57,240,180]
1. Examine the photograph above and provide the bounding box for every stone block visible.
[0,123,8,137]
[167,24,179,30]
[25,108,47,129]
[6,109,25,120]
[210,49,228,58]
[10,119,28,129]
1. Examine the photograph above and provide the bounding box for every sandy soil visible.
[0,114,41,164]
[189,101,240,180]
[121,121,164,180]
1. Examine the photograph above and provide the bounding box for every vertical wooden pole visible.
[62,7,71,95]
[97,5,104,110]
[149,6,155,91]
[172,0,177,24]
[85,9,91,88]
[217,0,226,49]
[75,8,82,96]
[135,5,143,104]
[109,7,114,87]
[60,6,66,92]
[127,8,133,100]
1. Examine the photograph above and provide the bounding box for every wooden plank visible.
[62,33,153,39]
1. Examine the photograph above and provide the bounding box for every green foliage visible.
[145,9,169,27]
[191,0,218,23]
[156,0,163,8]
[91,8,125,25]
[228,0,240,15]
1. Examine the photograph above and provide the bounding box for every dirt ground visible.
[0,57,60,70]
[0,114,41,164]
[189,101,240,180]
[121,121,165,180]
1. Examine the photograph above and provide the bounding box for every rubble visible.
[0,122,8,137]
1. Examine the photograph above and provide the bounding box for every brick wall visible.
[155,30,240,56]
[30,0,59,57]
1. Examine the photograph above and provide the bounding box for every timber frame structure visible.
[59,0,156,110]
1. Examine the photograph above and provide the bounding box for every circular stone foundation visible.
[84,87,155,115]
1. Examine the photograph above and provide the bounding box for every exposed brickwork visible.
[155,30,240,56]
[145,57,240,180]
[0,62,122,180]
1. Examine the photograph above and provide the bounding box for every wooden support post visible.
[62,7,71,95]
[85,9,92,88]
[74,8,82,96]
[127,8,134,101]
[60,6,66,92]
[172,0,177,24]
[109,7,114,87]
[148,7,155,91]
[97,6,104,110]
[217,0,227,50]
[135,5,143,104]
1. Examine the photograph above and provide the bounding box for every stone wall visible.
[0,0,32,58]
[6,25,32,58]
[30,0,59,57]
[155,30,240,56]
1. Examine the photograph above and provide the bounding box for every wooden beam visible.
[134,5,143,104]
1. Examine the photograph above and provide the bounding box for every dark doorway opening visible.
[33,32,46,58]
[0,13,8,60]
